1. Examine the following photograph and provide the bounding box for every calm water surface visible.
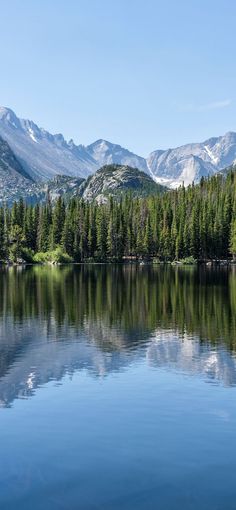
[0,265,236,509]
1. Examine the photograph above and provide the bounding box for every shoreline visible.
[1,259,236,268]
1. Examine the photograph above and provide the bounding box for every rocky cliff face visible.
[147,132,236,187]
[79,164,165,202]
[0,136,38,204]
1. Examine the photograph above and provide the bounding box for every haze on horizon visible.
[0,0,235,156]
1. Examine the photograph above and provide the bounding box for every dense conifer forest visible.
[1,169,236,263]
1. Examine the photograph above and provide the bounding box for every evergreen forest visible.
[1,169,236,263]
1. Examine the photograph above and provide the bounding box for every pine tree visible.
[51,197,65,249]
[0,207,6,260]
[230,219,236,259]
[96,208,107,259]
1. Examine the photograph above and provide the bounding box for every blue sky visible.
[0,0,235,155]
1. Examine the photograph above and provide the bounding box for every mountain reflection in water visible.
[0,264,236,407]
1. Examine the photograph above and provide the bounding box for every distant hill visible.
[79,164,166,202]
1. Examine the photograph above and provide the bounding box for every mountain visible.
[0,106,97,181]
[147,132,236,187]
[33,174,85,204]
[0,164,165,205]
[0,136,39,204]
[1,106,236,188]
[0,107,148,182]
[79,164,166,202]
[0,135,30,180]
[85,139,148,173]
[0,134,85,205]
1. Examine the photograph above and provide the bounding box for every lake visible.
[0,264,236,509]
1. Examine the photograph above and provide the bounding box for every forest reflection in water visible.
[0,264,236,406]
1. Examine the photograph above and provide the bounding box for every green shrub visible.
[33,252,49,263]
[33,247,73,264]
[172,256,197,265]
[50,247,73,263]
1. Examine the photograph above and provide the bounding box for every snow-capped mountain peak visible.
[0,106,236,187]
[0,107,148,182]
[148,132,236,187]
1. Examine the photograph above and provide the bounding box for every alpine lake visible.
[0,264,236,510]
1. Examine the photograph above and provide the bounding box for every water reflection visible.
[148,331,236,386]
[0,264,236,407]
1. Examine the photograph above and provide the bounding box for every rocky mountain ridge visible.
[0,158,165,205]
[1,106,236,189]
[147,132,236,187]
[0,107,147,182]
[79,164,165,202]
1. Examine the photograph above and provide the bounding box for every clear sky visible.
[1,0,235,155]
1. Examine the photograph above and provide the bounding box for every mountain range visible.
[0,106,236,198]
[0,106,147,182]
[0,142,164,205]
[148,132,236,187]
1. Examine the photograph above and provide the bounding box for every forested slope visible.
[0,168,236,262]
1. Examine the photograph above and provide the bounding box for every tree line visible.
[1,265,236,350]
[0,169,236,263]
